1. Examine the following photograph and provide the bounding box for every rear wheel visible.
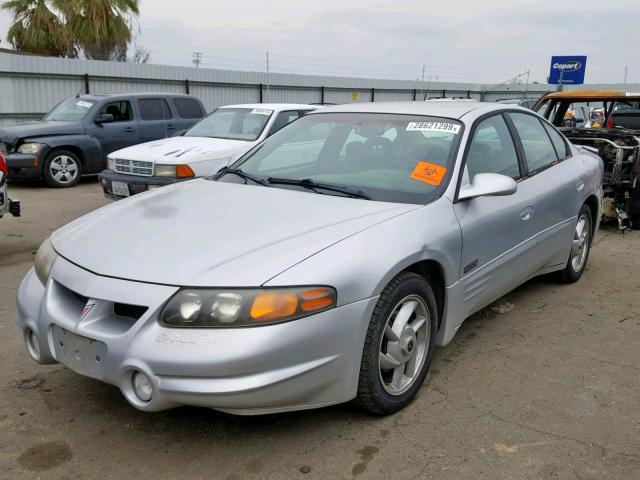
[355,272,438,415]
[43,149,81,188]
[557,204,593,283]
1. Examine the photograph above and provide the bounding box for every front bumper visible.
[16,257,376,414]
[5,152,40,179]
[98,169,179,200]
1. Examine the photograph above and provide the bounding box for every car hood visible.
[52,180,418,286]
[0,121,84,144]
[110,136,250,164]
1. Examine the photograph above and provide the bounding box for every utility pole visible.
[557,70,564,92]
[266,51,270,98]
[192,52,202,69]
[525,70,530,96]
[624,65,628,84]
[421,64,425,101]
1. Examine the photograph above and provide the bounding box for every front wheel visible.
[355,272,438,415]
[43,149,81,188]
[557,204,593,283]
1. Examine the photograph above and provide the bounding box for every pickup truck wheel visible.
[355,272,438,415]
[44,150,81,188]
[557,204,593,283]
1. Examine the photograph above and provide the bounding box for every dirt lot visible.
[1,179,639,480]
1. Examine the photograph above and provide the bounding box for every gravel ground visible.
[1,179,639,480]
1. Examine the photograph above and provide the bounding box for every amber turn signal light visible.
[176,165,195,178]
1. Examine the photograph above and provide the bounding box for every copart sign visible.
[548,55,587,85]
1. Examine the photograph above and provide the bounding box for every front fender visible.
[264,198,462,305]
[27,135,102,170]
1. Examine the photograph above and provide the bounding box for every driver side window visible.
[97,101,133,122]
[466,115,521,182]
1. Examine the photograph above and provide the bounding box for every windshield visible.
[185,107,273,141]
[44,98,96,121]
[216,112,463,204]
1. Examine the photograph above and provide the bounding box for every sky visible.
[1,0,639,85]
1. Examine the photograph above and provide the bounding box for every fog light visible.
[132,371,153,402]
[24,328,40,361]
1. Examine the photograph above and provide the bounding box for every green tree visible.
[60,0,139,61]
[2,0,72,57]
[2,0,141,61]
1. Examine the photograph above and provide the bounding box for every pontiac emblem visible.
[80,302,95,320]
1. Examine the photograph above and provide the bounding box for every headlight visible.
[154,164,195,178]
[107,157,115,171]
[161,286,337,328]
[17,143,42,155]
[34,237,58,285]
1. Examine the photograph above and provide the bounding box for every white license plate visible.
[51,326,107,380]
[112,181,130,197]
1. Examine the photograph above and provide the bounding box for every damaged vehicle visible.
[534,91,640,230]
[17,101,602,415]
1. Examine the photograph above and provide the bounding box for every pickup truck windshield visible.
[217,112,462,205]
[44,98,96,121]
[185,108,273,141]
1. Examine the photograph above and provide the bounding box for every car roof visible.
[219,103,319,110]
[540,90,640,101]
[312,101,514,120]
[78,93,197,101]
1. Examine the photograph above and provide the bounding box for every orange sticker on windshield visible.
[410,162,448,186]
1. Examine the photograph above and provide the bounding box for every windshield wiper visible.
[216,167,270,186]
[266,177,371,200]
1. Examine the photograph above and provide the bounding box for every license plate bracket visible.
[111,181,130,197]
[51,326,107,380]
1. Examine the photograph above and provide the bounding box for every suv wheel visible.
[44,150,81,188]
[355,272,438,415]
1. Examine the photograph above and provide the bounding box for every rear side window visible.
[173,98,205,119]
[509,112,558,173]
[542,122,570,159]
[466,115,521,181]
[138,98,172,120]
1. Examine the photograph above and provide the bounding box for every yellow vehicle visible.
[534,91,640,230]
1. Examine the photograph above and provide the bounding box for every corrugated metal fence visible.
[0,50,636,126]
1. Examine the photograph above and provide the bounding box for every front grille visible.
[113,158,154,177]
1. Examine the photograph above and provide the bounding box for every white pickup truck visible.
[99,103,319,199]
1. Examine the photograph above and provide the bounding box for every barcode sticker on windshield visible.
[251,108,273,115]
[76,100,93,109]
[406,122,460,134]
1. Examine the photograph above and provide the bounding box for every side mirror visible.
[95,113,114,124]
[458,173,517,201]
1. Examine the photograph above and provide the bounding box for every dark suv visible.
[0,93,206,187]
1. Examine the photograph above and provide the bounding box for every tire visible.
[355,271,438,415]
[556,204,593,283]
[43,149,81,188]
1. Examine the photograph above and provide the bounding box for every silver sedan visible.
[16,101,603,415]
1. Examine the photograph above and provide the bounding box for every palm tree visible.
[2,0,140,61]
[59,0,139,61]
[2,0,72,57]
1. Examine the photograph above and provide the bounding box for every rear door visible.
[137,98,174,142]
[454,113,540,316]
[172,97,206,131]
[507,111,580,270]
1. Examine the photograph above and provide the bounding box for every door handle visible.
[576,181,585,192]
[520,206,535,221]
[166,124,177,130]
[124,127,135,132]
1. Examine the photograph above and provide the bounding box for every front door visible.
[87,100,140,161]
[454,113,539,317]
